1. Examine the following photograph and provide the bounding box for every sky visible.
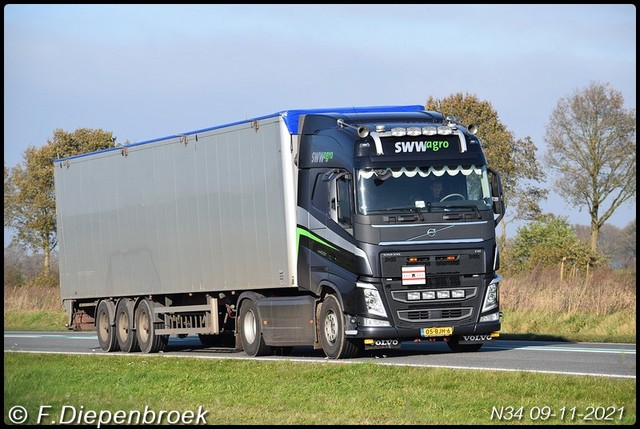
[3,4,636,247]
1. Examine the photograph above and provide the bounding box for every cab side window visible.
[336,175,352,228]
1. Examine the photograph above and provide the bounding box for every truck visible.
[53,104,505,359]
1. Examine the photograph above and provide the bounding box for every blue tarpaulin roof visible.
[53,105,425,161]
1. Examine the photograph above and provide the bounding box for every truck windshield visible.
[356,165,492,215]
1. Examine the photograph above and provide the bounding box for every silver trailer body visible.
[54,115,299,301]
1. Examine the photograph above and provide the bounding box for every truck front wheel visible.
[135,299,168,353]
[96,301,119,352]
[319,295,362,359]
[239,299,271,357]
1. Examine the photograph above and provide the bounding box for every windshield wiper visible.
[379,205,425,221]
[441,203,481,219]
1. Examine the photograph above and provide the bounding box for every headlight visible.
[481,275,501,313]
[357,282,388,317]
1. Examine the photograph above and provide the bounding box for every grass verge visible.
[4,353,636,425]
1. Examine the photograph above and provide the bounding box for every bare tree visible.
[544,81,636,253]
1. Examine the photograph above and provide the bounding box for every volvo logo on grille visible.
[408,224,454,242]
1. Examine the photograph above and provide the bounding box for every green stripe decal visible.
[296,227,338,258]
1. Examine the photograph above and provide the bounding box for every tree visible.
[4,163,16,227]
[7,128,116,275]
[425,94,548,244]
[510,215,605,273]
[574,221,636,269]
[543,81,636,253]
[618,219,636,269]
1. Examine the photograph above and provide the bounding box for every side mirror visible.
[488,168,505,225]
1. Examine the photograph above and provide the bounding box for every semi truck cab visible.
[294,108,505,357]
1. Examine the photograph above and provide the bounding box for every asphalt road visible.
[4,331,635,379]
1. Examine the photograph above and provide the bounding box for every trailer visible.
[54,105,505,358]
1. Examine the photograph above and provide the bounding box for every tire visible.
[135,299,168,353]
[238,299,272,357]
[319,294,362,359]
[96,300,119,352]
[446,335,483,353]
[115,299,139,353]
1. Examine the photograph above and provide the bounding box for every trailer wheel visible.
[239,299,271,357]
[446,336,483,353]
[115,299,139,353]
[96,301,119,352]
[135,299,168,353]
[319,295,362,359]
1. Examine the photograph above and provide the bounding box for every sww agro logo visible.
[311,151,334,163]
[394,140,449,153]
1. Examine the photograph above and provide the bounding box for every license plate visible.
[421,327,453,337]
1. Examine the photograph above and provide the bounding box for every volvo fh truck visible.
[54,104,505,359]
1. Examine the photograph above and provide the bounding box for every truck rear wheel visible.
[239,299,272,357]
[319,295,362,359]
[116,299,139,353]
[135,299,168,353]
[96,301,119,352]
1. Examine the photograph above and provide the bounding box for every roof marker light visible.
[391,127,406,137]
[422,126,437,135]
[407,127,421,136]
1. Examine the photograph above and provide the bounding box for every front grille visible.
[381,250,484,277]
[426,276,461,288]
[397,307,472,322]
[379,249,487,328]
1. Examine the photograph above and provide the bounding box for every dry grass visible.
[4,284,64,312]
[9,268,634,315]
[499,267,636,342]
[501,267,636,315]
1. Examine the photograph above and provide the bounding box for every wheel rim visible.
[117,312,128,342]
[98,311,110,342]
[138,309,150,344]
[243,309,257,344]
[324,310,338,344]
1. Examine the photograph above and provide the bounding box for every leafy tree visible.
[8,128,116,275]
[425,94,548,245]
[543,81,636,253]
[5,163,17,227]
[510,215,605,274]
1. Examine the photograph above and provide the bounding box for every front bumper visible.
[347,320,501,341]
